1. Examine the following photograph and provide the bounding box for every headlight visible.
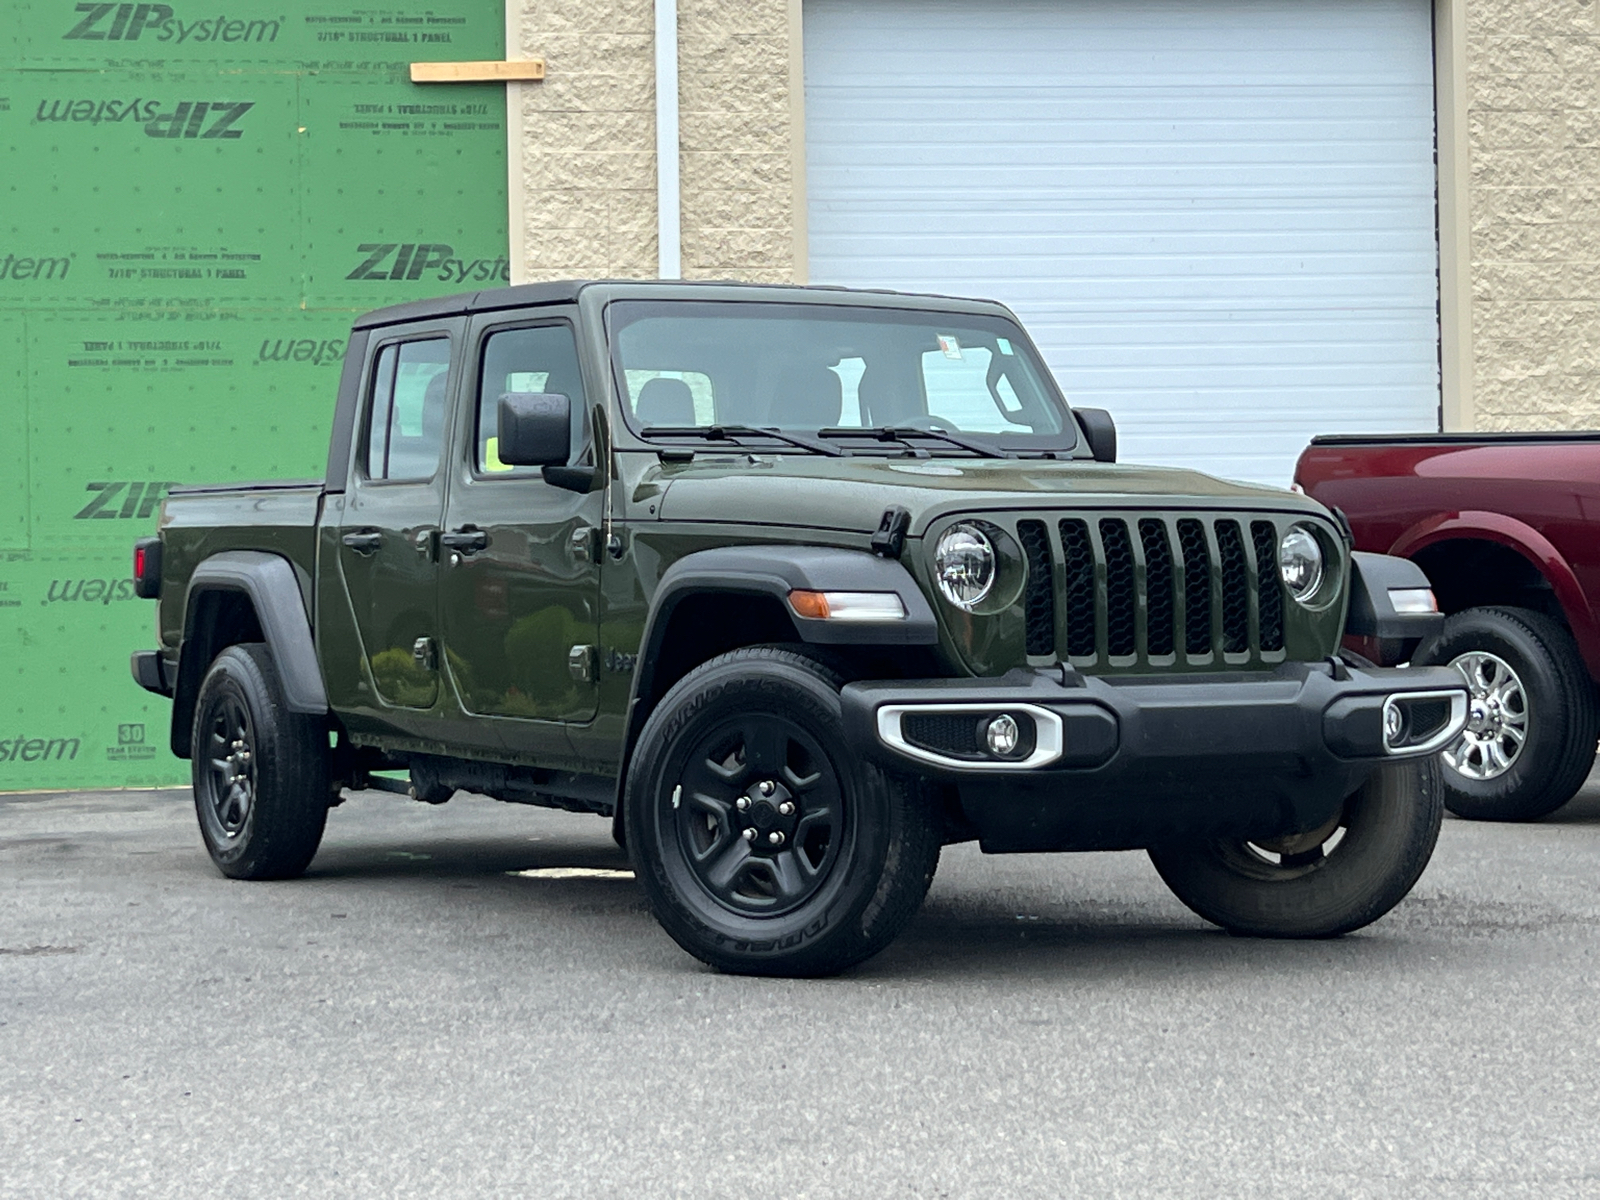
[935,523,996,610]
[1278,525,1325,602]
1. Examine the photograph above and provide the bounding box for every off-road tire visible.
[624,647,941,977]
[190,643,330,880]
[1148,758,1443,938]
[1414,606,1599,822]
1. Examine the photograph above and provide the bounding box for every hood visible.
[647,454,1323,535]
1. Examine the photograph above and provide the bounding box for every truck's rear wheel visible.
[1413,606,1599,821]
[191,643,330,880]
[1148,758,1442,938]
[624,647,941,977]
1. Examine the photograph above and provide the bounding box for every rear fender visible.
[172,551,327,756]
[1390,510,1600,677]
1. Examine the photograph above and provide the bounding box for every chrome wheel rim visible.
[1442,650,1528,781]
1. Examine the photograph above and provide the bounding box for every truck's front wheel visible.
[191,643,330,880]
[1148,759,1442,938]
[624,648,941,977]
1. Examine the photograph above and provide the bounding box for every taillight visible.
[133,537,162,599]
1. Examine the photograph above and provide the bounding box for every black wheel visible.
[624,647,941,977]
[191,643,331,880]
[1148,758,1443,938]
[1413,606,1599,821]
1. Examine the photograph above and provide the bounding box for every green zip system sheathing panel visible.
[0,0,508,788]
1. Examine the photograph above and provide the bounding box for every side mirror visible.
[1074,407,1117,463]
[496,392,601,494]
[497,392,572,467]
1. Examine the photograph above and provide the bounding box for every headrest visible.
[772,366,842,429]
[636,376,697,427]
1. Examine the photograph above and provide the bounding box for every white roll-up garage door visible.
[804,0,1439,487]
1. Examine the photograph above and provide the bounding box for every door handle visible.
[439,527,489,554]
[341,529,382,556]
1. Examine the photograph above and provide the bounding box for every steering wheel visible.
[905,416,963,434]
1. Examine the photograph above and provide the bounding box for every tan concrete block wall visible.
[1468,0,1600,429]
[677,0,800,282]
[513,0,659,280]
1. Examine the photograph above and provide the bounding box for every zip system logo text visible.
[64,4,282,44]
[34,97,253,139]
[73,481,174,521]
[346,243,511,285]
[258,336,345,366]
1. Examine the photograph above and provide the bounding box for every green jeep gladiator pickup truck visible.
[131,280,1469,976]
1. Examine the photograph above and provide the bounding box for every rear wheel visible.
[624,647,941,977]
[191,643,330,880]
[1148,758,1442,938]
[1414,606,1599,821]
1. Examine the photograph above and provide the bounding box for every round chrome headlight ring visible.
[935,523,997,611]
[1278,524,1325,603]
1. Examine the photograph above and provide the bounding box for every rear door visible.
[336,320,460,736]
[436,312,604,756]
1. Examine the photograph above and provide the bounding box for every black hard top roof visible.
[349,279,1012,330]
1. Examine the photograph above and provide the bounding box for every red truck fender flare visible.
[1388,509,1600,676]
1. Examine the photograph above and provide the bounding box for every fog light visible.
[1384,703,1404,745]
[985,713,1020,757]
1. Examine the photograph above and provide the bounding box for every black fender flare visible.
[1346,551,1445,641]
[172,552,328,756]
[634,543,938,696]
[611,545,939,838]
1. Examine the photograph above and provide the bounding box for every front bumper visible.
[841,661,1467,852]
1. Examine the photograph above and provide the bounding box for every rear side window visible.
[365,338,450,482]
[476,324,585,474]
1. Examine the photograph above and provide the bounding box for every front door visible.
[437,315,603,750]
[336,325,457,733]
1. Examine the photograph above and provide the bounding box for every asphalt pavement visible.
[5,768,1600,1198]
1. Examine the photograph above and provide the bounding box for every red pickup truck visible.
[1296,433,1600,822]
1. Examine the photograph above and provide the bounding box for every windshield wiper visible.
[818,425,1015,459]
[639,424,845,457]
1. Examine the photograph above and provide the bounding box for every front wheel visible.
[191,643,331,880]
[1148,759,1443,938]
[624,647,941,977]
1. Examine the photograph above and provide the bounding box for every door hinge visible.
[567,643,597,683]
[567,525,600,564]
[412,636,438,670]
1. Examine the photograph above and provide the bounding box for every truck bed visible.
[157,480,324,650]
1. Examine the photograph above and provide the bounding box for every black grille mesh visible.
[1059,519,1097,658]
[1016,519,1055,657]
[1139,518,1176,656]
[1251,520,1285,653]
[1216,520,1250,654]
[902,712,983,759]
[1099,519,1136,657]
[1177,518,1212,655]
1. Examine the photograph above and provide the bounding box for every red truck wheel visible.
[1414,606,1599,821]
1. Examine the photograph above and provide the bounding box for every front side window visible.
[476,324,585,473]
[365,337,450,482]
[609,301,1073,453]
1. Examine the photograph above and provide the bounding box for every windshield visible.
[609,301,1076,454]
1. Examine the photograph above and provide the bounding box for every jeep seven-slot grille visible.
[1013,513,1292,669]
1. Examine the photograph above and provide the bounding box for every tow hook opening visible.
[1382,690,1468,755]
